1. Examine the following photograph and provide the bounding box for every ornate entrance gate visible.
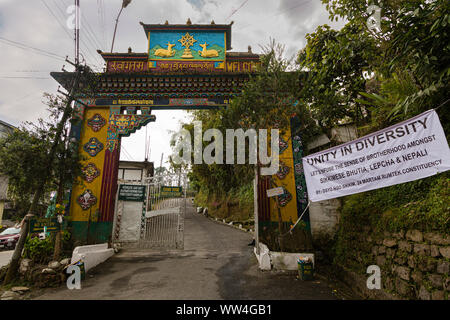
[51,19,260,244]
[142,177,186,249]
[51,19,312,247]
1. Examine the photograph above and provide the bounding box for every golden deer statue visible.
[198,43,220,58]
[154,42,176,57]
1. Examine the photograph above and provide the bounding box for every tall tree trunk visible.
[53,178,64,261]
[275,196,284,252]
[253,164,260,255]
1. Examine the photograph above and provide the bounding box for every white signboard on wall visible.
[302,109,450,202]
[266,187,284,197]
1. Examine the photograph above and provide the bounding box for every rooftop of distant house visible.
[0,119,16,129]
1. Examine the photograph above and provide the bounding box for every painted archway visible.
[51,20,311,246]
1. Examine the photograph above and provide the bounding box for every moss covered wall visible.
[330,172,449,300]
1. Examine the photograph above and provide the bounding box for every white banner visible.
[302,109,450,202]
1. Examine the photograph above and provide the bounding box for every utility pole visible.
[75,0,80,65]
[3,0,95,284]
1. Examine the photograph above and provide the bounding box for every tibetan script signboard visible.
[303,109,450,202]
[149,60,222,72]
[94,97,228,109]
[118,185,147,202]
[107,61,148,72]
[106,60,259,73]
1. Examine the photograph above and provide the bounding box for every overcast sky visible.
[0,0,344,168]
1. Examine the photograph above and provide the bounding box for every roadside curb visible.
[202,213,254,235]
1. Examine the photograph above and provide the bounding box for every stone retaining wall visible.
[355,229,449,300]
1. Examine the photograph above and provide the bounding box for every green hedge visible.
[340,171,449,234]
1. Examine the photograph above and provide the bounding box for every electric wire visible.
[147,133,151,161]
[40,0,74,42]
[80,8,105,50]
[0,37,66,62]
[121,145,134,161]
[97,0,107,49]
[434,98,450,111]
[39,0,93,65]
[226,0,250,20]
[2,70,50,73]
[0,76,51,79]
[56,0,103,51]
[50,0,104,69]
[100,0,110,49]
[145,125,148,160]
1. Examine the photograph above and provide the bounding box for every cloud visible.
[0,0,342,166]
[186,0,206,11]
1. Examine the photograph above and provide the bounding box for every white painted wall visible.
[118,201,142,242]
[71,243,114,272]
[306,126,356,240]
[254,242,315,271]
[309,198,341,239]
[122,169,143,181]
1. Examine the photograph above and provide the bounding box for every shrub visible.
[22,235,54,264]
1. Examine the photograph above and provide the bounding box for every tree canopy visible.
[176,0,449,205]
[0,94,83,218]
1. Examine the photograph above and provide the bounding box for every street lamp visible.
[110,0,132,53]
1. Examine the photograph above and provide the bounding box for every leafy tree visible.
[172,40,319,205]
[319,0,450,127]
[297,23,380,129]
[0,94,83,218]
[382,0,450,119]
[0,94,85,266]
[0,128,51,218]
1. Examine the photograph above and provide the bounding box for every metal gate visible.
[113,174,187,249]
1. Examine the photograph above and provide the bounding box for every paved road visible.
[0,250,13,268]
[32,202,339,300]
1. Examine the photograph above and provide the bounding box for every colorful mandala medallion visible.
[276,162,290,180]
[87,114,106,132]
[82,163,100,183]
[293,135,302,145]
[294,163,304,175]
[77,189,97,210]
[277,187,292,207]
[83,137,104,157]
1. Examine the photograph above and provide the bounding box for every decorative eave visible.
[226,51,260,60]
[0,119,16,130]
[140,21,233,50]
[50,71,251,96]
[97,50,147,62]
